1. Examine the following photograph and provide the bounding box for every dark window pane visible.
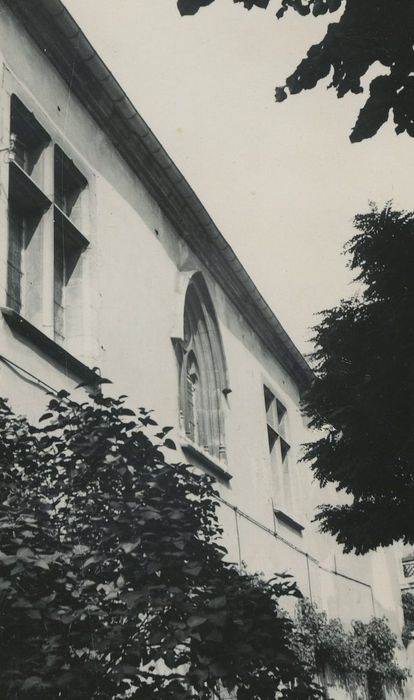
[7,208,24,312]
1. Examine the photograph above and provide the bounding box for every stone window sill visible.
[1,306,100,387]
[181,439,232,482]
[274,508,304,534]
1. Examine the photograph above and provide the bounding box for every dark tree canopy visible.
[177,0,414,142]
[0,391,321,700]
[302,205,414,554]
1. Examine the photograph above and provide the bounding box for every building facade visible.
[0,1,409,697]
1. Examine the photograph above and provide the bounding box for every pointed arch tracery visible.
[177,273,228,462]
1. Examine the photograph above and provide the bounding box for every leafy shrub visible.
[292,599,407,700]
[402,591,414,647]
[0,391,321,700]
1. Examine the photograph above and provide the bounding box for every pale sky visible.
[64,0,414,354]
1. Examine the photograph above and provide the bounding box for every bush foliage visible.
[292,599,407,700]
[0,391,321,700]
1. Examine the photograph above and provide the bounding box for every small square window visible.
[267,424,278,452]
[276,398,287,424]
[54,146,87,222]
[264,384,274,413]
[280,437,290,463]
[10,95,50,179]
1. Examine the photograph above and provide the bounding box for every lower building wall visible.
[217,495,386,624]
[403,643,414,699]
[0,312,410,699]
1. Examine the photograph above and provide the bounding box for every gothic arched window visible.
[178,275,228,462]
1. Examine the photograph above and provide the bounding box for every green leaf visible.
[120,540,141,554]
[39,412,53,421]
[207,595,226,609]
[22,676,43,690]
[187,615,207,628]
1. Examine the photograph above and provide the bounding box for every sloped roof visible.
[5,0,314,390]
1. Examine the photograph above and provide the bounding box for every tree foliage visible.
[0,391,322,700]
[292,599,407,700]
[177,0,414,142]
[301,204,414,553]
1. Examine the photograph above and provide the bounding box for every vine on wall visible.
[291,599,407,700]
[402,591,414,647]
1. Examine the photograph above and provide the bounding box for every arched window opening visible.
[184,351,201,445]
[178,276,227,462]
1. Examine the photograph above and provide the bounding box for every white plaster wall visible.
[0,6,409,691]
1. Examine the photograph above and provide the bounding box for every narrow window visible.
[6,208,24,313]
[54,146,86,225]
[185,352,201,444]
[7,97,50,324]
[10,95,49,181]
[53,147,88,342]
[179,276,227,461]
[53,227,84,342]
[264,386,296,519]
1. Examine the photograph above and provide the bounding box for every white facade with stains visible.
[0,2,409,697]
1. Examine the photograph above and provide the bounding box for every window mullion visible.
[40,208,54,338]
[0,93,13,307]
[40,143,55,338]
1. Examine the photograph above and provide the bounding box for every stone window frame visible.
[263,383,304,534]
[5,92,89,352]
[173,272,231,480]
